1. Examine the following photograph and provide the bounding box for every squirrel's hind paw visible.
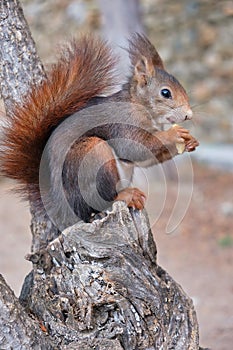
[115,188,146,210]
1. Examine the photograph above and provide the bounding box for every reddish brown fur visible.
[0,36,116,199]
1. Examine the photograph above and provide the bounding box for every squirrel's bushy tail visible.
[0,35,116,199]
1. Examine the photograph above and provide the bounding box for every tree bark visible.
[0,1,205,349]
[0,0,45,109]
[20,203,199,349]
[0,274,56,349]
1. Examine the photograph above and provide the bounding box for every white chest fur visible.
[115,158,135,192]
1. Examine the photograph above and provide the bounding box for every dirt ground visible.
[0,161,232,350]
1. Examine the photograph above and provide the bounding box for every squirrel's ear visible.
[128,33,165,72]
[134,56,155,87]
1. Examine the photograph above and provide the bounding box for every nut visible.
[172,124,185,154]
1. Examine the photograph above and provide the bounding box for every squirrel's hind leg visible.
[62,136,120,222]
[62,136,146,223]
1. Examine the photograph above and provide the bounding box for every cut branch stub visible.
[21,202,199,349]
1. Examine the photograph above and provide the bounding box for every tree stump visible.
[17,202,200,349]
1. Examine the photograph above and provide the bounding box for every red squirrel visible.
[0,34,199,229]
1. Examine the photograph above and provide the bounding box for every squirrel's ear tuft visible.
[128,33,165,71]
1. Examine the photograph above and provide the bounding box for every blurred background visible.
[0,1,232,349]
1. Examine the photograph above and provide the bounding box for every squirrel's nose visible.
[185,109,193,120]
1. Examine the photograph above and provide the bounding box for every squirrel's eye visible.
[161,88,172,99]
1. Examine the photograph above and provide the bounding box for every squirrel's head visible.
[128,34,192,128]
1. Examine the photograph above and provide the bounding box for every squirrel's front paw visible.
[169,124,191,144]
[169,124,199,153]
[115,188,146,210]
[185,136,199,152]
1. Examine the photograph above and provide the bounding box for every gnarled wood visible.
[0,274,56,349]
[20,202,200,349]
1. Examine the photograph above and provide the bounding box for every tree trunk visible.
[0,1,206,349]
[0,0,45,109]
[7,203,200,349]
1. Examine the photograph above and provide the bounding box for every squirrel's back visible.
[0,35,116,198]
